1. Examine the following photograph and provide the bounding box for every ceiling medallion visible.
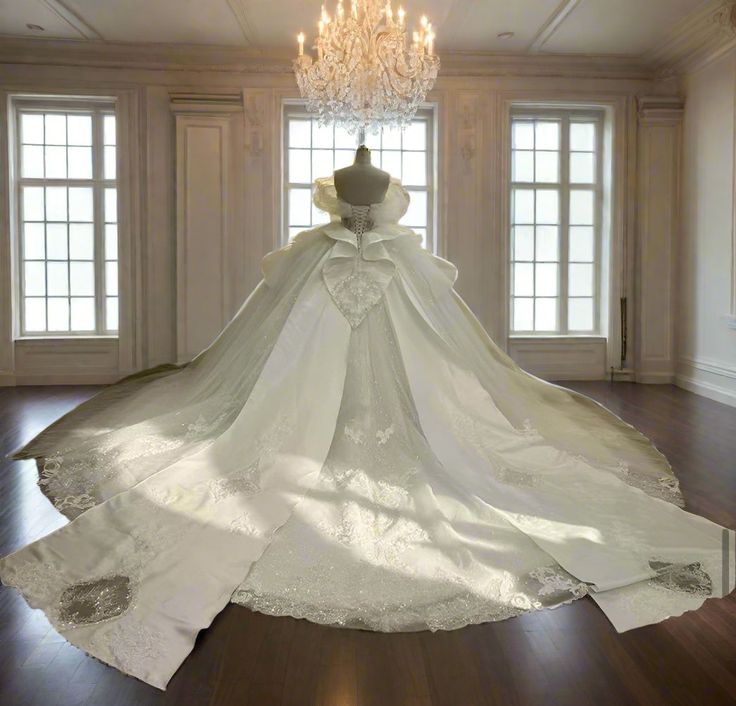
[294,1,439,134]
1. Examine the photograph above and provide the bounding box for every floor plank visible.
[0,382,734,706]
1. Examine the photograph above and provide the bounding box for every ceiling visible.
[0,0,712,56]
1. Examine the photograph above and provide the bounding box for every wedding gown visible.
[1,177,733,689]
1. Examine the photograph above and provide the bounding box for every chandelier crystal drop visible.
[294,0,439,134]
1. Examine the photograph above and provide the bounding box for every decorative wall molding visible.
[635,97,684,384]
[508,337,608,380]
[528,0,584,53]
[40,0,103,41]
[0,37,655,81]
[225,0,258,47]
[676,356,736,407]
[647,0,736,77]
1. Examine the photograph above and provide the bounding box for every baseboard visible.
[676,356,736,408]
[12,372,120,386]
[634,372,675,384]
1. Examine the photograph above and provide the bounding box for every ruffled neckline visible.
[313,176,410,225]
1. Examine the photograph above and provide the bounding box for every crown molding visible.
[637,95,685,125]
[0,37,654,81]
[40,0,103,41]
[646,0,736,77]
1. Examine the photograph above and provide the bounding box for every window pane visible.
[105,261,118,296]
[25,298,46,331]
[47,298,69,331]
[69,187,93,221]
[67,115,92,146]
[536,226,558,261]
[104,145,116,179]
[104,188,117,223]
[103,115,116,145]
[22,145,44,178]
[70,298,95,331]
[68,146,93,179]
[71,261,95,296]
[512,121,534,150]
[513,151,534,182]
[289,119,311,148]
[569,298,594,330]
[570,122,595,151]
[45,114,66,145]
[312,121,333,148]
[24,261,46,296]
[46,187,67,221]
[105,224,118,259]
[45,145,67,178]
[402,121,426,150]
[569,263,594,296]
[106,296,119,331]
[334,149,354,169]
[383,125,402,149]
[569,226,594,261]
[570,190,594,225]
[535,298,557,331]
[46,223,68,259]
[70,223,94,259]
[47,261,69,296]
[23,187,45,220]
[514,263,534,296]
[536,263,558,296]
[536,190,559,224]
[289,188,312,225]
[378,150,398,177]
[535,121,559,150]
[513,226,534,261]
[402,152,426,186]
[513,189,534,224]
[535,152,559,183]
[22,113,44,143]
[24,223,45,259]
[401,190,427,227]
[570,152,595,184]
[334,125,355,149]
[513,298,534,331]
[289,148,311,183]
[311,149,333,179]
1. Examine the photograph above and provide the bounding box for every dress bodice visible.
[313,176,410,226]
[342,205,374,253]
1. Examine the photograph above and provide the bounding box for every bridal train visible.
[1,177,733,689]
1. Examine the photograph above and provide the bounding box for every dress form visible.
[334,146,390,207]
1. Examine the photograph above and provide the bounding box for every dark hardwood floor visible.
[0,382,734,706]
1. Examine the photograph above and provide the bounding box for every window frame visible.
[281,100,438,252]
[509,106,605,337]
[11,96,118,338]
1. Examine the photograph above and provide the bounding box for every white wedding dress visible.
[1,178,733,689]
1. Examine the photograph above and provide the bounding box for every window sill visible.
[509,335,606,341]
[15,335,119,342]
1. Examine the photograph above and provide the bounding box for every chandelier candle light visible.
[294,0,439,134]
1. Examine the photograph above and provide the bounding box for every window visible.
[13,98,118,336]
[283,103,436,250]
[510,109,603,335]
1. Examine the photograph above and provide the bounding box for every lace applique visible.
[526,566,588,602]
[58,576,132,626]
[95,618,165,678]
[376,425,394,445]
[518,419,542,439]
[207,475,260,503]
[344,425,366,445]
[327,272,386,328]
[229,513,259,535]
[496,467,538,488]
[649,560,713,597]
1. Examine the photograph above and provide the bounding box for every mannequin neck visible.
[354,146,371,166]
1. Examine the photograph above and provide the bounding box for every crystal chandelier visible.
[294,1,439,134]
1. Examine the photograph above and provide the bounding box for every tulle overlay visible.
[1,177,733,689]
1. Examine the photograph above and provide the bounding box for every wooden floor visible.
[0,382,734,706]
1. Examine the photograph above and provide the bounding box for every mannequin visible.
[334,145,390,206]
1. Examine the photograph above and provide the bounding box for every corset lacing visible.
[342,205,373,254]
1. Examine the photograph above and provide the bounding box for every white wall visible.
[0,41,674,385]
[677,49,736,406]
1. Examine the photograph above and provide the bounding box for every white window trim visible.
[509,106,605,337]
[10,95,118,339]
[281,100,439,252]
